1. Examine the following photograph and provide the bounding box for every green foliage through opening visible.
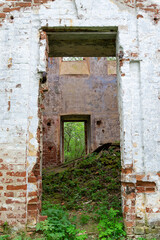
[64,122,85,162]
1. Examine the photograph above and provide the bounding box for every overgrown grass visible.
[41,144,124,239]
[37,203,87,240]
[0,144,158,239]
[42,145,122,212]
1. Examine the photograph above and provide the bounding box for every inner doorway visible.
[61,115,91,162]
[64,122,85,161]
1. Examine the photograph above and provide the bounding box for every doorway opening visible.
[63,121,85,162]
[60,115,91,162]
[40,27,123,239]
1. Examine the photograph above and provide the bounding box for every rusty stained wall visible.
[42,57,120,167]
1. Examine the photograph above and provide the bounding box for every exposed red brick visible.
[17,192,27,197]
[37,175,42,180]
[146,208,152,213]
[15,2,31,7]
[0,164,8,170]
[145,208,160,213]
[0,13,6,18]
[28,191,37,197]
[6,199,25,204]
[4,192,14,197]
[28,176,37,183]
[137,14,143,19]
[7,184,27,190]
[122,182,135,187]
[143,8,158,13]
[40,104,45,109]
[124,206,129,213]
[40,31,47,40]
[136,174,145,181]
[127,192,136,199]
[148,4,158,8]
[34,0,49,3]
[33,170,40,176]
[7,171,26,177]
[122,168,132,174]
[136,3,144,8]
[39,215,47,222]
[28,204,38,211]
[7,213,26,218]
[0,207,7,211]
[157,172,160,177]
[3,7,21,12]
[2,178,13,183]
[131,53,138,57]
[136,185,155,193]
[136,181,156,187]
[27,210,38,221]
[28,198,38,203]
[124,221,134,228]
[145,187,155,193]
[17,178,26,183]
[137,186,145,193]
[7,100,11,110]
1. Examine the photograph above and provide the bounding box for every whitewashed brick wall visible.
[0,0,159,237]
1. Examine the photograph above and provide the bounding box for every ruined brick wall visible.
[42,57,119,167]
[0,0,159,25]
[0,0,160,238]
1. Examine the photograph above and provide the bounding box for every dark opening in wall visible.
[41,72,47,84]
[47,120,51,127]
[97,120,102,126]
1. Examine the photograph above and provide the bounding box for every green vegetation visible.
[43,144,122,211]
[38,203,125,240]
[64,122,85,162]
[42,143,123,239]
[97,208,126,239]
[36,203,87,240]
[0,143,158,239]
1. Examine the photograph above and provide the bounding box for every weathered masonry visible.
[42,57,119,167]
[0,0,160,239]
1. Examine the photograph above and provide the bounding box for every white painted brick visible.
[0,0,159,233]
